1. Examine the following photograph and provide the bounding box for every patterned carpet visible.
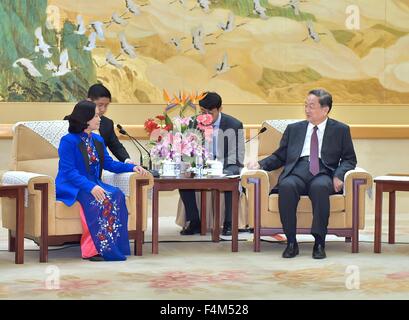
[0,217,409,300]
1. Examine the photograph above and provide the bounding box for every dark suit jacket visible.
[216,113,245,175]
[98,116,130,162]
[259,118,357,183]
[190,113,244,175]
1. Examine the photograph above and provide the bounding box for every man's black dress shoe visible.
[180,220,201,235]
[282,242,299,258]
[222,222,232,236]
[83,254,104,262]
[312,244,326,259]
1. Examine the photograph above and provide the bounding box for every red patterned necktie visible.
[309,126,319,176]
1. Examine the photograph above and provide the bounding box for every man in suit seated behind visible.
[180,92,245,236]
[247,89,357,259]
[64,84,134,163]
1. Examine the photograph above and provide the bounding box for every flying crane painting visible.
[0,0,408,104]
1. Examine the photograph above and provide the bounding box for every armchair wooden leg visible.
[135,181,143,257]
[152,187,159,254]
[351,234,359,253]
[35,183,49,263]
[40,238,48,263]
[8,230,15,252]
[351,179,366,254]
[248,178,261,252]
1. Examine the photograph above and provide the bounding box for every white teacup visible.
[162,160,176,176]
[206,160,223,176]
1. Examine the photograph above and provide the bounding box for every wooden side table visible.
[0,183,49,264]
[0,184,26,264]
[374,175,409,253]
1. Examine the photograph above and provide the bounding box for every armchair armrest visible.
[344,167,373,197]
[241,169,270,191]
[0,171,55,206]
[343,167,373,229]
[102,171,154,196]
[241,170,271,227]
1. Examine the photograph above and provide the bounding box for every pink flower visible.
[149,128,168,143]
[197,114,213,125]
[196,114,213,131]
[180,117,191,126]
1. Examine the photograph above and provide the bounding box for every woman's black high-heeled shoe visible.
[83,254,104,262]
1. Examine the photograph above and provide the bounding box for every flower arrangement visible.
[144,90,213,167]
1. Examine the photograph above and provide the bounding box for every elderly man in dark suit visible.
[248,89,357,259]
[180,92,245,236]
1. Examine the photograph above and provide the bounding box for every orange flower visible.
[163,89,171,103]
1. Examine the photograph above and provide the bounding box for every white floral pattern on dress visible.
[90,192,122,254]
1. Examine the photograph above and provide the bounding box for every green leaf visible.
[165,113,173,126]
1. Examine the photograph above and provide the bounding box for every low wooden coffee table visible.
[151,176,241,254]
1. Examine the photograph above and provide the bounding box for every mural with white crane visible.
[1,0,409,104]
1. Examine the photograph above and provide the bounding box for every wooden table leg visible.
[38,183,48,262]
[152,187,159,254]
[212,191,220,242]
[374,184,383,253]
[200,191,207,235]
[8,230,15,252]
[15,187,25,264]
[252,178,261,253]
[231,187,239,252]
[388,191,396,244]
[34,183,49,263]
[135,181,143,256]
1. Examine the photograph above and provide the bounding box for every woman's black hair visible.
[67,100,97,134]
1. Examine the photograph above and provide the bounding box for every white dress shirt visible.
[300,118,328,158]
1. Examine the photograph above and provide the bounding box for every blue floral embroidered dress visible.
[77,133,131,261]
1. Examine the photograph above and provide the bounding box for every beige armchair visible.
[241,120,372,253]
[0,121,153,262]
